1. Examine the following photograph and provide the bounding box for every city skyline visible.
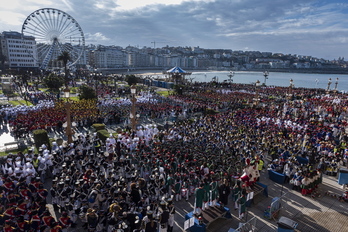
[1,0,348,60]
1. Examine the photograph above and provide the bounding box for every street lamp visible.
[263,71,269,85]
[94,69,100,98]
[64,87,73,144]
[334,78,339,93]
[130,85,137,131]
[114,75,118,97]
[227,71,234,88]
[287,79,293,100]
[254,80,260,105]
[326,78,332,93]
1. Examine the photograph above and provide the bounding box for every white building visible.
[93,45,125,68]
[0,31,38,69]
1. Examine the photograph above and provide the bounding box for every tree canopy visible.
[57,51,71,86]
[79,84,97,100]
[43,73,65,93]
[125,74,138,86]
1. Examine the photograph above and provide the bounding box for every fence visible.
[264,192,289,221]
[233,216,258,232]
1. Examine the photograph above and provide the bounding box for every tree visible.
[57,51,71,86]
[79,84,97,100]
[125,74,138,86]
[43,73,65,94]
[0,53,7,71]
[173,84,184,95]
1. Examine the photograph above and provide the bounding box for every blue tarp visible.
[296,156,309,165]
[256,182,269,197]
[268,170,286,184]
[185,212,206,232]
[338,168,348,185]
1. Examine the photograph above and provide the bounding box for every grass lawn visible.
[9,100,33,106]
[70,96,79,101]
[0,147,30,157]
[157,90,173,97]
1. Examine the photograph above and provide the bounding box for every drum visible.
[181,188,188,197]
[144,171,149,180]
[189,186,195,194]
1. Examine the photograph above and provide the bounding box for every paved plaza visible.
[1,119,347,232]
[169,162,348,232]
[0,87,347,232]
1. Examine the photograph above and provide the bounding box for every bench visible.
[4,141,19,152]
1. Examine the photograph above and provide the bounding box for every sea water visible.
[188,71,348,92]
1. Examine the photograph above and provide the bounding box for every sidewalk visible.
[203,170,348,232]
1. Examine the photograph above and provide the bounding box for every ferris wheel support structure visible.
[21,8,85,70]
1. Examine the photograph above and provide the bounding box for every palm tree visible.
[0,54,7,71]
[57,51,71,86]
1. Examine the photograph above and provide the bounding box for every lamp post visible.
[326,78,332,93]
[287,79,293,100]
[227,71,234,88]
[64,87,73,144]
[254,80,260,105]
[315,79,319,88]
[130,85,137,131]
[114,75,118,97]
[263,71,269,85]
[334,78,339,93]
[94,69,99,98]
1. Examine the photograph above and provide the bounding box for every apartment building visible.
[0,31,38,69]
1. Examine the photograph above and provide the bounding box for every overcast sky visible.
[1,0,348,60]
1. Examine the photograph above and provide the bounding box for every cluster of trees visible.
[1,51,176,102]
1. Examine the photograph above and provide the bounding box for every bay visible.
[188,71,348,92]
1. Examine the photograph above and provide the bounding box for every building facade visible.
[0,31,38,69]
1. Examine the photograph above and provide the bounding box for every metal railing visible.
[234,216,258,232]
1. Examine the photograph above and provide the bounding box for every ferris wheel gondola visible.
[21,8,85,70]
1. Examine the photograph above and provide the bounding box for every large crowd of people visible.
[0,81,348,231]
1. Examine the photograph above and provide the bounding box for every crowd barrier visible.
[338,167,348,185]
[268,170,286,184]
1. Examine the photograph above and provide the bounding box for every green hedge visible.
[33,129,50,150]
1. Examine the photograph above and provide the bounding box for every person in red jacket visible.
[16,216,30,232]
[15,199,28,217]
[3,178,15,193]
[4,220,15,232]
[37,185,49,202]
[18,185,32,200]
[42,210,56,229]
[3,206,16,220]
[29,210,41,231]
[50,221,63,232]
[59,212,72,229]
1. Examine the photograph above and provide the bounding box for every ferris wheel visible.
[21,8,85,70]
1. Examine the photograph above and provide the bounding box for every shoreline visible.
[111,68,348,76]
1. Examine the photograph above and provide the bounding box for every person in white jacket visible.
[88,184,106,208]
